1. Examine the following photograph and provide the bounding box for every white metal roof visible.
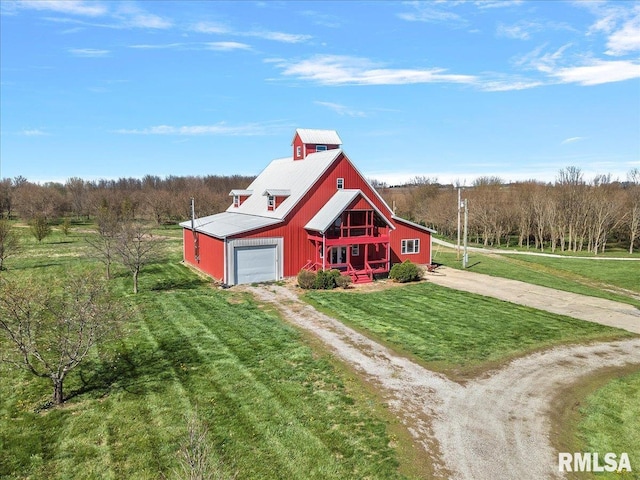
[305,189,394,233]
[229,189,253,196]
[263,189,291,196]
[179,212,282,238]
[293,128,343,146]
[225,149,343,220]
[392,215,437,234]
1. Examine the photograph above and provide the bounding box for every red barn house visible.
[181,129,434,285]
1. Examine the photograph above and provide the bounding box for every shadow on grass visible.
[67,346,172,401]
[149,276,207,291]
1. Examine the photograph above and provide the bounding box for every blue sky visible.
[1,0,639,186]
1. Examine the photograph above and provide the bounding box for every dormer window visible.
[229,189,253,207]
[263,189,291,211]
[316,145,327,152]
[296,145,302,158]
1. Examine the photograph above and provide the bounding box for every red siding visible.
[185,151,432,281]
[390,219,432,265]
[292,133,340,160]
[182,228,225,281]
[239,153,395,277]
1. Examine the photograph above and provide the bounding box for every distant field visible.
[432,248,640,308]
[304,282,633,377]
[0,224,407,480]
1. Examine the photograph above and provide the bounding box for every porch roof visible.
[304,189,394,233]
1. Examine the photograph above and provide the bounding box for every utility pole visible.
[456,187,462,260]
[463,198,469,268]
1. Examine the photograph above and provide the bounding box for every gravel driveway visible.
[247,284,640,480]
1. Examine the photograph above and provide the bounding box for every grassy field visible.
[0,225,408,480]
[304,282,634,376]
[432,249,640,308]
[2,223,638,479]
[576,370,640,479]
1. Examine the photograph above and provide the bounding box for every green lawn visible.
[432,249,640,308]
[577,371,640,479]
[304,283,634,375]
[0,226,407,480]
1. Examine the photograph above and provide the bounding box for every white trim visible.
[401,238,420,254]
[337,177,344,189]
[351,245,359,256]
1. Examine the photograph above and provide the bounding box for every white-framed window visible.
[316,145,327,152]
[337,178,344,189]
[268,195,275,210]
[233,195,240,207]
[351,245,359,256]
[296,145,302,158]
[401,239,420,254]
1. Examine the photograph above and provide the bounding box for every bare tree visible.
[30,214,52,242]
[116,221,162,294]
[176,409,236,480]
[0,219,20,271]
[0,272,121,405]
[86,207,120,280]
[625,168,640,253]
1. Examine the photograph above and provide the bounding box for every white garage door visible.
[234,245,277,284]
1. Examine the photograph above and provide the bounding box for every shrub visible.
[297,269,316,289]
[314,269,338,290]
[389,260,423,283]
[299,269,350,290]
[335,274,352,289]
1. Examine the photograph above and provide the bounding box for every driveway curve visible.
[246,284,640,480]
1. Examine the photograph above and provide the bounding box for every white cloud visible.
[128,43,186,50]
[245,30,311,43]
[190,21,310,43]
[115,123,273,136]
[275,55,476,86]
[13,0,172,29]
[552,60,640,86]
[69,48,109,57]
[606,14,640,56]
[15,0,107,17]
[19,128,49,136]
[191,21,230,34]
[397,2,467,25]
[206,41,251,51]
[113,3,171,29]
[497,21,542,40]
[314,101,366,117]
[561,137,586,145]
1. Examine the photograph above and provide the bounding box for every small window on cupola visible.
[233,195,240,207]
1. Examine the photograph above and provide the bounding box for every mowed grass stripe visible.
[142,292,318,480]
[305,283,633,373]
[138,287,401,479]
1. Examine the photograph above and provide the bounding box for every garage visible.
[233,244,278,284]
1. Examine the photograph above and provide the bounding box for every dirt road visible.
[247,284,640,480]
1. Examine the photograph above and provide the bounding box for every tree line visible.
[0,174,256,225]
[1,166,639,254]
[379,167,640,254]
